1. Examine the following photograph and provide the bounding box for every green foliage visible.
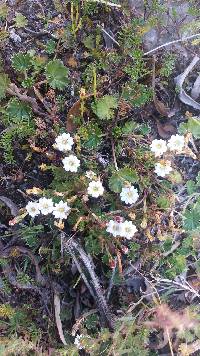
[0,2,8,19]
[122,83,152,107]
[14,12,28,28]
[92,95,118,120]
[1,98,34,162]
[156,195,171,209]
[45,59,69,89]
[160,54,176,77]
[11,52,32,72]
[0,73,10,99]
[85,232,101,255]
[78,122,102,149]
[109,167,138,193]
[20,224,44,248]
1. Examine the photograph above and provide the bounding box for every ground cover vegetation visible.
[0,0,200,354]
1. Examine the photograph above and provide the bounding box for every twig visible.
[64,236,114,329]
[72,309,97,336]
[97,25,120,47]
[86,0,121,8]
[106,257,117,301]
[111,139,119,171]
[144,32,200,56]
[6,84,50,119]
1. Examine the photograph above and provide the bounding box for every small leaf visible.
[186,180,197,195]
[109,173,122,193]
[14,12,28,28]
[187,117,200,139]
[92,95,118,120]
[45,39,56,54]
[183,208,200,231]
[121,121,138,134]
[11,52,32,72]
[179,116,200,138]
[109,167,138,193]
[0,73,10,99]
[7,98,32,121]
[119,167,138,183]
[45,59,69,90]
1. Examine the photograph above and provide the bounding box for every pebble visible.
[10,29,21,43]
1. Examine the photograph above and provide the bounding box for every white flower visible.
[53,201,70,219]
[121,220,137,239]
[120,186,139,205]
[74,334,83,349]
[54,133,74,152]
[85,170,96,180]
[62,155,80,172]
[38,197,54,215]
[167,134,185,153]
[106,220,123,237]
[150,139,167,157]
[87,180,104,198]
[26,201,40,217]
[154,161,172,177]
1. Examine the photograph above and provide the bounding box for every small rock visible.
[10,29,21,43]
[143,28,159,51]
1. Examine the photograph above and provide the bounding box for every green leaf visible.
[109,167,138,193]
[119,167,138,183]
[186,180,197,195]
[121,121,138,134]
[14,12,28,28]
[0,73,10,99]
[45,59,69,90]
[183,208,200,231]
[92,95,118,120]
[45,39,56,54]
[179,116,200,139]
[11,52,32,72]
[7,98,32,121]
[109,173,122,193]
[156,195,171,209]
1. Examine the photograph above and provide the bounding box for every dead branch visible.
[64,235,114,329]
[6,83,50,118]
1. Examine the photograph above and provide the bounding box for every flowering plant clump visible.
[2,3,200,354]
[150,135,186,178]
[106,219,137,239]
[25,197,71,220]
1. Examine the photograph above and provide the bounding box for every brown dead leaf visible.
[66,56,78,68]
[66,93,95,132]
[66,100,81,132]
[156,120,176,139]
[154,96,171,117]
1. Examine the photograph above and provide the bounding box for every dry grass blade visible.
[54,292,67,346]
[175,55,200,111]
